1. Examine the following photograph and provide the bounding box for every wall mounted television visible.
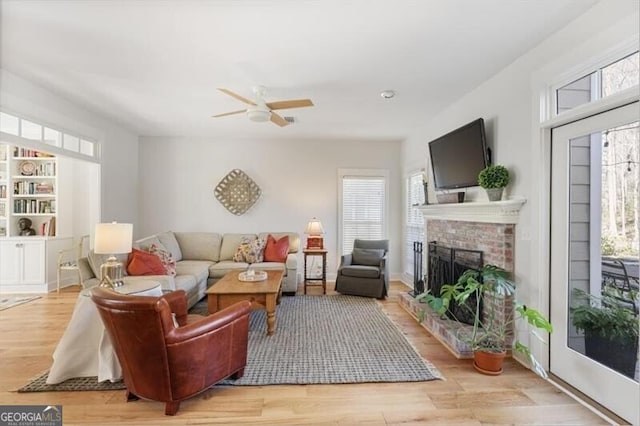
[428,118,489,190]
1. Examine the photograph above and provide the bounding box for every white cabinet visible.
[0,237,70,293]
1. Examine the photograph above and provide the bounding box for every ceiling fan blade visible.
[212,109,247,118]
[270,112,289,127]
[217,88,256,106]
[267,99,314,110]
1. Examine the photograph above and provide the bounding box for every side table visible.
[303,249,327,295]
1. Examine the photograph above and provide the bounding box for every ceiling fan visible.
[212,86,314,127]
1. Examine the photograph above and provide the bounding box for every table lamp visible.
[94,222,133,288]
[304,217,324,249]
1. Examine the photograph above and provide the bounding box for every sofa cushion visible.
[209,260,249,279]
[134,235,164,252]
[263,234,289,262]
[233,237,266,263]
[174,232,222,261]
[340,265,381,279]
[175,260,212,284]
[174,274,197,293]
[250,262,286,273]
[156,231,183,262]
[258,232,300,253]
[220,233,257,261]
[87,250,129,279]
[149,243,177,276]
[127,248,166,276]
[352,248,385,266]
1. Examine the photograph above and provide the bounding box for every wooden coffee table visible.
[206,269,284,336]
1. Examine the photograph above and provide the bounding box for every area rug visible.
[19,294,441,392]
[0,295,40,311]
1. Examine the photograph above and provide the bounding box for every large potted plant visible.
[571,287,639,379]
[417,264,553,377]
[478,164,510,201]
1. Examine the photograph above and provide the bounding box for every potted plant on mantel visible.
[478,164,510,201]
[417,264,553,377]
[571,287,639,379]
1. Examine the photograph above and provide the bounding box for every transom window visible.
[0,111,98,161]
[556,51,639,114]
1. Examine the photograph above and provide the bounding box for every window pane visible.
[557,73,595,114]
[602,52,640,97]
[0,112,19,135]
[80,139,94,156]
[405,173,425,276]
[342,176,386,255]
[21,120,42,140]
[43,127,61,147]
[63,134,79,152]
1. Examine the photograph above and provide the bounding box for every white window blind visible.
[341,175,386,255]
[405,173,425,276]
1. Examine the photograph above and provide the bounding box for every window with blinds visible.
[405,172,425,277]
[340,174,387,255]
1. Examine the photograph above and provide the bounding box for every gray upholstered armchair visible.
[335,239,389,298]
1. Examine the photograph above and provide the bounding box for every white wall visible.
[0,69,139,230]
[138,136,402,278]
[401,0,638,360]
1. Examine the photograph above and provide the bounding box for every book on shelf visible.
[41,217,56,236]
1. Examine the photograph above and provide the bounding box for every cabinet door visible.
[0,241,21,285]
[20,240,45,284]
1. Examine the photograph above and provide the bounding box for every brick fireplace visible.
[399,198,525,358]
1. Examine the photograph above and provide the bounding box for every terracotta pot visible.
[473,350,506,375]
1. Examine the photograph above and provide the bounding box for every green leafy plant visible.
[478,164,510,189]
[416,264,553,378]
[572,287,638,344]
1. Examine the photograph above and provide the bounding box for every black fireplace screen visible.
[427,241,484,325]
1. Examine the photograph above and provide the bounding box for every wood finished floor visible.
[0,282,609,425]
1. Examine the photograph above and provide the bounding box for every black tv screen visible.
[428,118,488,190]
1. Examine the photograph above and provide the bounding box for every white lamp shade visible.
[304,218,325,236]
[94,222,133,254]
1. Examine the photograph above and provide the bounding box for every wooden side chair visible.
[56,234,89,292]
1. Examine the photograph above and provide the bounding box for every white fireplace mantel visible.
[417,197,526,224]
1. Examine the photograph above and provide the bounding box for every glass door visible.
[550,101,639,424]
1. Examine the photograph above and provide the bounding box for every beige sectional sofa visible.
[81,231,300,308]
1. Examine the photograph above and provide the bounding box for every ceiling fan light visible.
[247,109,271,122]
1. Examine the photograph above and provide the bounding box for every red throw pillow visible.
[263,234,289,263]
[127,248,166,276]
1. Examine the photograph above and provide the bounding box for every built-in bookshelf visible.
[0,144,58,237]
[0,143,7,236]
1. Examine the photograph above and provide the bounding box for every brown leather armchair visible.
[91,287,251,416]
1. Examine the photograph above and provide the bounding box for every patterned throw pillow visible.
[149,243,177,276]
[232,237,266,263]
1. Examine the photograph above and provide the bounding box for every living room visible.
[1,0,639,424]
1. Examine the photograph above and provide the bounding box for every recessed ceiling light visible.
[380,90,396,99]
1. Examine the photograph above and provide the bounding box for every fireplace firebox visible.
[427,241,484,325]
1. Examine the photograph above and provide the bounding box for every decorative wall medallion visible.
[214,169,262,215]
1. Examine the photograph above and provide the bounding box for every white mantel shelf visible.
[417,197,526,224]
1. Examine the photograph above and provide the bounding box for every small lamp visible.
[94,222,133,288]
[304,217,325,249]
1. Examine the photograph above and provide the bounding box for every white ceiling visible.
[0,0,599,142]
